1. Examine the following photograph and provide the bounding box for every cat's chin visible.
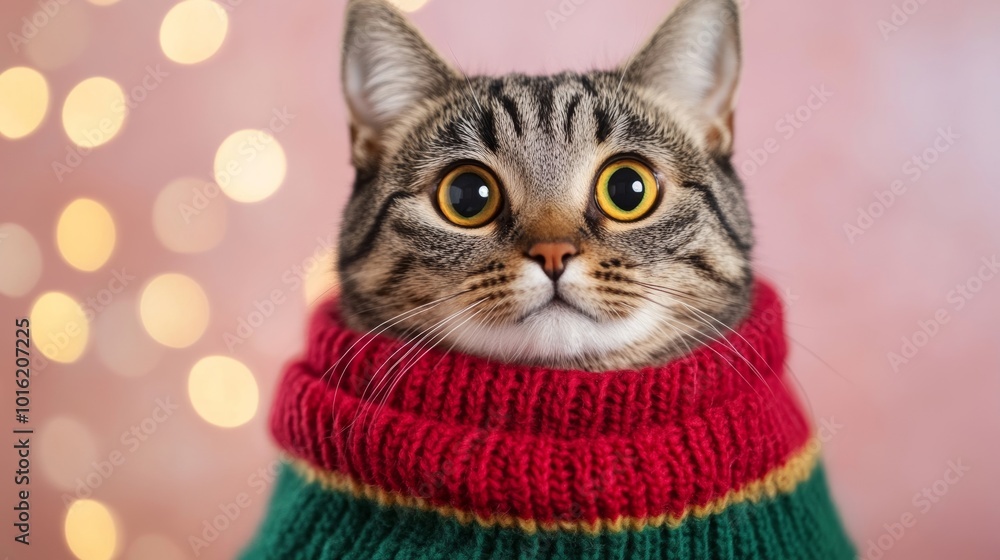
[446,299,662,371]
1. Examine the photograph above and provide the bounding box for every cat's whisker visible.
[340,297,433,320]
[785,335,853,384]
[615,43,640,97]
[346,298,489,440]
[640,311,708,397]
[357,302,493,443]
[638,282,836,420]
[483,302,514,361]
[659,291,781,398]
[635,291,763,399]
[633,282,774,393]
[639,298,697,364]
[357,299,480,398]
[366,297,488,407]
[447,45,485,115]
[437,300,504,368]
[368,302,494,434]
[767,333,856,422]
[321,290,472,388]
[659,311,760,399]
[322,291,472,442]
[631,279,738,309]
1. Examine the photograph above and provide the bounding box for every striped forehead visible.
[444,73,629,214]
[477,73,607,190]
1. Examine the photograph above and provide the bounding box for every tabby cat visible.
[241,3,857,557]
[337,0,752,372]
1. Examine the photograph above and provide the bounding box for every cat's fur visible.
[337,0,753,372]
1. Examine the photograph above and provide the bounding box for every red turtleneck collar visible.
[267,280,814,526]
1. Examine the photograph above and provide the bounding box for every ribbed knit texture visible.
[242,281,854,559]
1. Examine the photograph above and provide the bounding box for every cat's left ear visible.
[342,0,456,157]
[624,0,741,155]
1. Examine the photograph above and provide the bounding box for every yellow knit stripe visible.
[291,438,822,535]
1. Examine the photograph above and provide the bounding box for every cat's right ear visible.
[342,0,455,159]
[623,0,741,156]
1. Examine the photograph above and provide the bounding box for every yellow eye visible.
[595,159,658,222]
[436,164,502,227]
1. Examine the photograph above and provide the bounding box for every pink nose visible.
[527,242,578,280]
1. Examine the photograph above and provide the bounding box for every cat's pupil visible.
[607,167,645,211]
[448,173,491,217]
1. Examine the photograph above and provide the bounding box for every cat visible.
[240,3,859,557]
[336,0,753,373]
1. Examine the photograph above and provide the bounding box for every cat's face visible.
[336,0,753,371]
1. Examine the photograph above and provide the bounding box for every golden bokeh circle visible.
[56,198,116,272]
[0,67,49,139]
[159,0,229,64]
[213,129,287,203]
[139,273,210,348]
[188,355,259,428]
[65,499,117,560]
[30,292,89,363]
[62,77,127,148]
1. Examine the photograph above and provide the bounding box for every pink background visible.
[1,0,999,558]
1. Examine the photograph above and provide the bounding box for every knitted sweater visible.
[242,281,854,559]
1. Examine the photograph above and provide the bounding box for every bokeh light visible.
[389,0,431,11]
[95,298,165,377]
[139,273,210,348]
[213,129,287,203]
[56,198,116,272]
[153,177,228,253]
[38,417,98,491]
[30,292,89,363]
[188,355,259,428]
[159,0,229,65]
[126,534,187,560]
[0,67,49,139]
[0,223,43,297]
[88,0,122,5]
[61,77,127,148]
[64,499,117,560]
[23,0,91,70]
